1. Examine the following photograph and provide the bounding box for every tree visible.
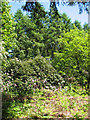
[52,25,89,88]
[50,0,89,14]
[14,9,23,22]
[22,1,72,59]
[24,0,89,15]
[43,3,72,58]
[23,2,47,57]
[22,1,46,27]
[61,13,72,32]
[22,2,50,58]
[14,9,46,59]
[83,23,89,32]
[74,20,82,30]
[44,2,62,58]
[1,0,17,53]
[14,10,34,59]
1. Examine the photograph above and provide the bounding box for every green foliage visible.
[1,1,17,95]
[52,26,89,87]
[24,1,89,14]
[2,1,89,119]
[16,2,72,59]
[83,23,90,32]
[2,55,63,96]
[14,10,33,59]
[61,13,72,32]
[74,20,82,30]
[1,0,17,52]
[42,5,72,58]
[14,9,46,59]
[14,9,23,22]
[2,87,88,119]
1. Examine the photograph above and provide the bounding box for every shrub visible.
[2,55,63,96]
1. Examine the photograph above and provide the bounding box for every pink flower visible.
[14,84,17,87]
[43,79,47,83]
[1,88,3,92]
[34,109,37,112]
[8,81,11,84]
[32,80,34,82]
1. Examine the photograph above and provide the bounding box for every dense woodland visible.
[1,0,90,119]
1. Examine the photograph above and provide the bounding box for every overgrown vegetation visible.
[1,0,90,119]
[2,87,89,119]
[2,55,63,98]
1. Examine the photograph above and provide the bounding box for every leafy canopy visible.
[1,0,17,52]
[52,25,89,85]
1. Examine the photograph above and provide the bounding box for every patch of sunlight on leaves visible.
[30,100,35,103]
[39,97,46,100]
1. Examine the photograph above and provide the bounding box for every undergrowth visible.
[2,85,89,119]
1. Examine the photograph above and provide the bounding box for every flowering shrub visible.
[2,55,63,96]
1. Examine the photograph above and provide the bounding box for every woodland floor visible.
[2,85,90,119]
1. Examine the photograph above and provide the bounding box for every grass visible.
[2,85,89,119]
